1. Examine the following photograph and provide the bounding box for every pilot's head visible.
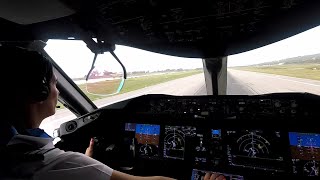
[0,46,59,129]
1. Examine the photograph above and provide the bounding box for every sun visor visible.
[0,0,75,25]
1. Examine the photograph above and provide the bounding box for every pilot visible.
[0,46,224,180]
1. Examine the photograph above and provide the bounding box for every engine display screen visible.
[289,132,320,176]
[191,169,244,180]
[225,129,285,172]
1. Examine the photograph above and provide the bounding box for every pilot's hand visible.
[204,172,226,180]
[85,138,94,157]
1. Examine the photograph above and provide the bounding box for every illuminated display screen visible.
[212,129,221,138]
[289,132,320,149]
[164,126,196,160]
[135,124,160,157]
[289,132,320,176]
[125,123,136,132]
[191,169,244,180]
[135,124,160,145]
[225,129,285,172]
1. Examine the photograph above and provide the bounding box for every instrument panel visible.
[58,93,320,179]
[123,122,320,178]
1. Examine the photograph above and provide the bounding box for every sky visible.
[228,25,320,67]
[45,41,203,78]
[45,25,320,78]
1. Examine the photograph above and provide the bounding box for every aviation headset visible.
[32,69,51,102]
[0,45,51,102]
[24,48,51,102]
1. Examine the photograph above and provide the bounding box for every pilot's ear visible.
[29,98,44,104]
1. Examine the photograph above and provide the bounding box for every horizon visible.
[228,25,320,67]
[231,52,320,67]
[45,41,203,79]
[45,25,320,77]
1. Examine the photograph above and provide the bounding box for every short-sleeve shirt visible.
[0,134,113,180]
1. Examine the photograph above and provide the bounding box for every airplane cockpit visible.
[1,0,320,179]
[57,93,320,179]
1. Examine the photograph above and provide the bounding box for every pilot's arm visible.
[110,168,223,180]
[110,170,175,180]
[85,138,175,180]
[85,138,222,180]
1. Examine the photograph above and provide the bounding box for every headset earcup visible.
[35,85,49,102]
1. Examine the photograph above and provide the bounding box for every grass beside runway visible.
[57,70,203,108]
[232,64,320,81]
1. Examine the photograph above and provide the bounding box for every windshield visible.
[227,25,320,96]
[45,41,205,108]
[41,26,320,137]
[43,41,205,136]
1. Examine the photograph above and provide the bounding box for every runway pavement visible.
[227,69,320,95]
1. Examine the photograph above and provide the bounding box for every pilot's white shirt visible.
[2,135,113,180]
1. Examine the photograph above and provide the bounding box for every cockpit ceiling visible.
[1,0,320,58]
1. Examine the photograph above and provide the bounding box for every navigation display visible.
[289,132,320,176]
[164,126,196,160]
[135,124,161,157]
[225,129,285,172]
